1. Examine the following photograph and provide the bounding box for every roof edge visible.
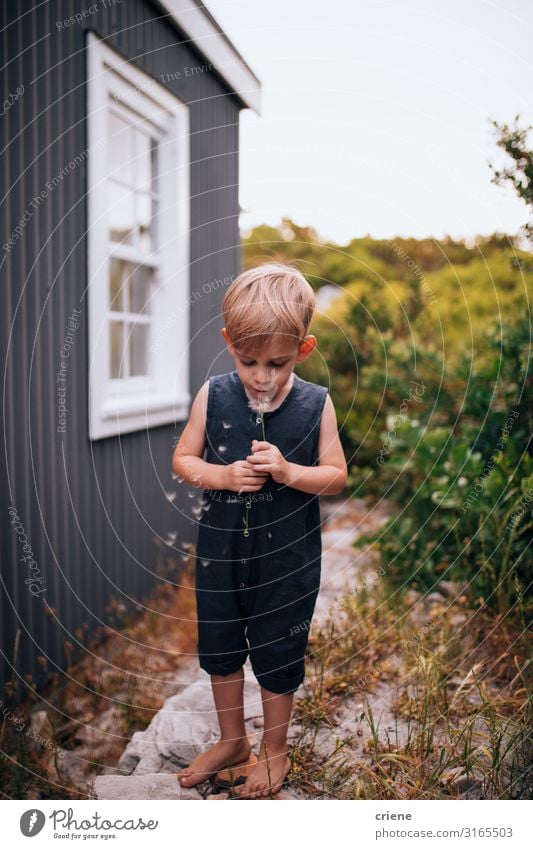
[153,0,261,113]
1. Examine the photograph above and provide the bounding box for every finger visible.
[246,453,270,463]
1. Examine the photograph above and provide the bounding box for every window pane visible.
[109,258,131,311]
[108,182,135,244]
[108,112,134,187]
[135,131,156,191]
[129,323,150,376]
[110,321,126,378]
[137,192,153,253]
[129,266,152,314]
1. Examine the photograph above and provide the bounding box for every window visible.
[87,33,190,439]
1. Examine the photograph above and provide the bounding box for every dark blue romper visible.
[194,369,329,695]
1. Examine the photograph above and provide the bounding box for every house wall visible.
[0,0,240,699]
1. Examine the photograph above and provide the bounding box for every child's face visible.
[221,329,316,403]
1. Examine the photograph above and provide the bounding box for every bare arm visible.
[171,381,227,490]
[246,393,348,496]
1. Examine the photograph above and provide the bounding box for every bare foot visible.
[234,741,291,799]
[177,738,252,787]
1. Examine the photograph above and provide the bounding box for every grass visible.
[0,552,197,800]
[2,518,530,801]
[288,576,532,800]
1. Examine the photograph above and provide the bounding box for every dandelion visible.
[165,491,177,502]
[240,397,271,536]
[248,397,271,441]
[164,531,177,546]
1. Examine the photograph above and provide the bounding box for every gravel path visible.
[91,497,391,800]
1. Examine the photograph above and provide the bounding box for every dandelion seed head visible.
[248,398,271,416]
[165,491,177,502]
[200,559,210,568]
[222,421,232,429]
[217,444,228,454]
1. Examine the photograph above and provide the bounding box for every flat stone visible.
[94,773,202,800]
[118,665,263,775]
[273,788,303,800]
[425,592,446,605]
[438,580,468,599]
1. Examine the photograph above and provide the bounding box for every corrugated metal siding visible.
[1,0,241,699]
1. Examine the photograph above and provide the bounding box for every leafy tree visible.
[489,114,533,246]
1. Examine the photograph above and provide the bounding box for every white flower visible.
[248,398,271,415]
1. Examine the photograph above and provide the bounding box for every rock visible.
[425,592,446,605]
[439,768,483,797]
[450,612,468,627]
[273,788,303,800]
[438,581,468,599]
[30,709,50,737]
[405,589,422,605]
[94,773,203,800]
[118,668,261,775]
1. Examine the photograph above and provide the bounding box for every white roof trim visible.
[155,0,261,114]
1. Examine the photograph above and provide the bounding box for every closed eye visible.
[240,359,289,367]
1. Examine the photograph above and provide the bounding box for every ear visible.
[295,335,317,362]
[221,327,233,352]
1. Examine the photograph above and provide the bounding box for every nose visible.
[254,366,274,385]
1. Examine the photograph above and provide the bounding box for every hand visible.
[246,440,291,485]
[223,459,269,494]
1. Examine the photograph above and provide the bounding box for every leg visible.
[177,668,252,787]
[234,685,293,799]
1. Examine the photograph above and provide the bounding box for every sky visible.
[206,0,532,244]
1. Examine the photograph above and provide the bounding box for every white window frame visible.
[87,32,190,440]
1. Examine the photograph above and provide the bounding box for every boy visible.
[171,263,347,798]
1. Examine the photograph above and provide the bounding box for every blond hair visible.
[222,263,315,352]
